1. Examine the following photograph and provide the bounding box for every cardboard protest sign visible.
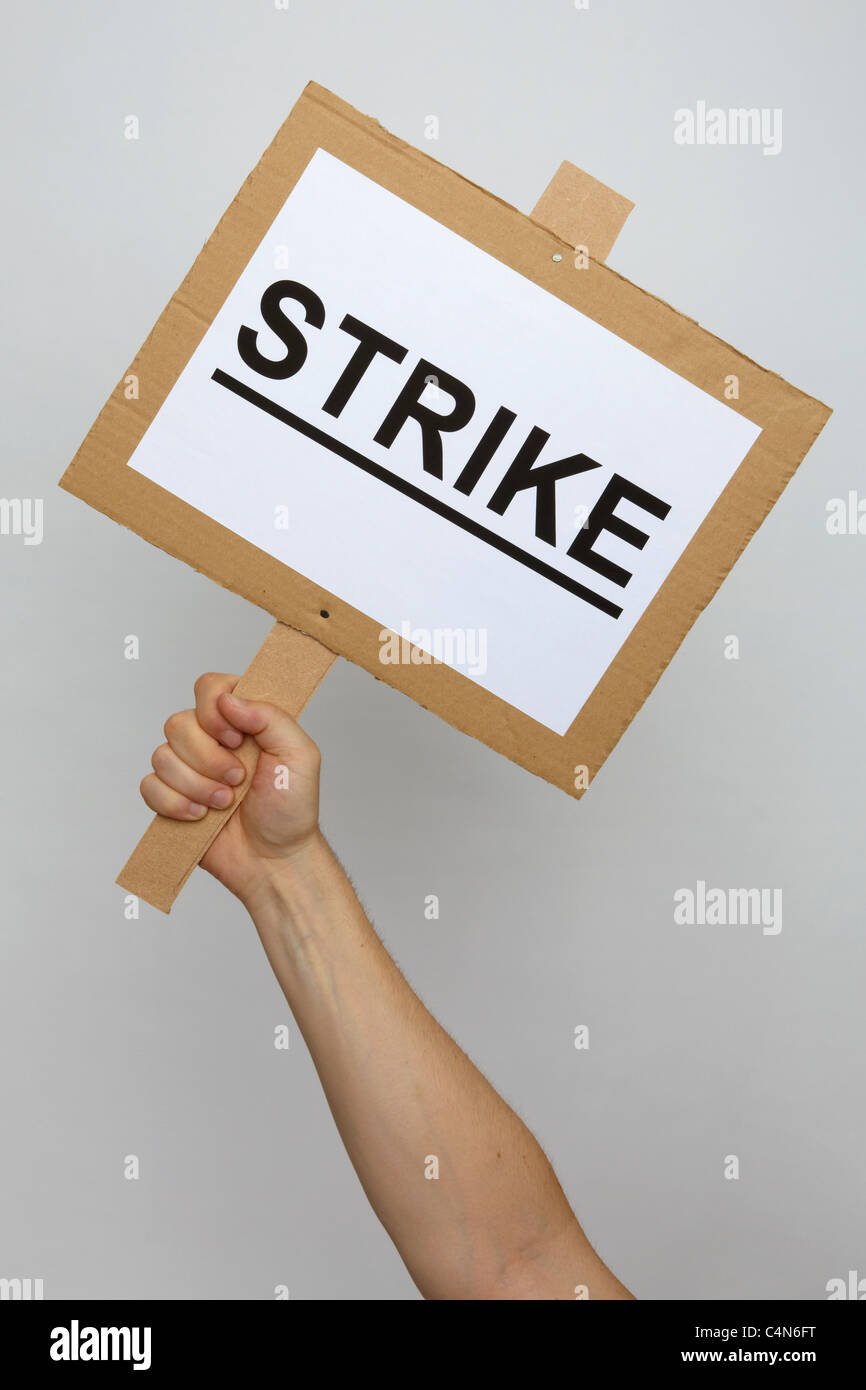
[60,82,830,911]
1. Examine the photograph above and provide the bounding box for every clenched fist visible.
[140,672,322,905]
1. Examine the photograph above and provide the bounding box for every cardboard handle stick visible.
[116,163,634,913]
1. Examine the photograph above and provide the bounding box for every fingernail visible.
[210,787,233,809]
[224,768,245,786]
[224,693,248,707]
[188,803,207,818]
[219,729,243,748]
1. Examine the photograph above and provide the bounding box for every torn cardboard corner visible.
[59,80,831,915]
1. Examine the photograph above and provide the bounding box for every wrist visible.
[237,827,331,919]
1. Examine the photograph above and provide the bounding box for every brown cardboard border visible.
[60,81,832,800]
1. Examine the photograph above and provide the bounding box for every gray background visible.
[1,0,863,1300]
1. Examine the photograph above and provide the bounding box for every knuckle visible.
[195,671,233,701]
[151,743,171,774]
[163,710,184,739]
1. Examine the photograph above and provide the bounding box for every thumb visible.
[217,692,319,767]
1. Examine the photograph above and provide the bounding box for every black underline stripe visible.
[211,369,621,619]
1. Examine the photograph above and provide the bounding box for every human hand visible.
[139,672,322,905]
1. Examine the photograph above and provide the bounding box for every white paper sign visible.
[127,149,761,734]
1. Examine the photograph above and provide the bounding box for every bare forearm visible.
[141,678,629,1296]
[243,831,630,1300]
